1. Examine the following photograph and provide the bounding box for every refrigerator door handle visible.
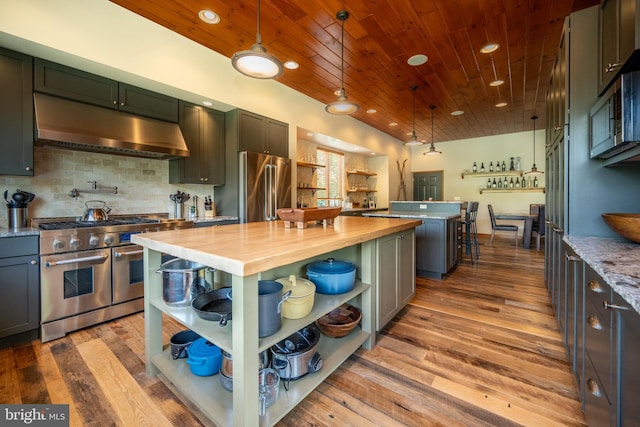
[272,164,278,218]
[265,164,275,220]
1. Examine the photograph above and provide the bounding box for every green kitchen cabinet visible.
[415,217,460,279]
[376,229,415,330]
[0,47,33,176]
[597,0,640,95]
[170,101,225,185]
[0,236,39,347]
[231,109,289,157]
[34,58,178,122]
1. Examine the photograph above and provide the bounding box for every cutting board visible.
[276,207,342,228]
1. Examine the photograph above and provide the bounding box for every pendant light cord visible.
[340,16,345,91]
[256,0,262,44]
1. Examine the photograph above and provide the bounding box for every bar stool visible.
[462,201,480,264]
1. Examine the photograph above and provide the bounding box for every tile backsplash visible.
[0,147,213,226]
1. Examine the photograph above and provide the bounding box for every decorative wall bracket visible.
[69,181,118,199]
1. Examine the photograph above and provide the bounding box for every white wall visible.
[0,0,410,218]
[410,130,546,235]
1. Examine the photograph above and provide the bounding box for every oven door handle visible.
[44,254,108,267]
[114,249,144,258]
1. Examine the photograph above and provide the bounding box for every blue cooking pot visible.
[306,258,356,294]
[186,338,222,376]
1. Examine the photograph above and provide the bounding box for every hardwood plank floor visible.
[0,235,585,426]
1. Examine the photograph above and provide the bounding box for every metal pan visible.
[191,287,232,326]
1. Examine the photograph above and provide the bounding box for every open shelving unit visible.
[461,170,523,179]
[479,187,545,194]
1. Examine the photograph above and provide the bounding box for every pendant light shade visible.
[404,85,423,146]
[325,11,359,115]
[423,105,442,156]
[231,0,283,79]
[525,115,543,174]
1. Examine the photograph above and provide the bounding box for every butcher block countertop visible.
[131,215,421,277]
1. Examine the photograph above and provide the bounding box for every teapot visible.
[81,200,112,221]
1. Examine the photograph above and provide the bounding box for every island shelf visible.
[133,216,420,426]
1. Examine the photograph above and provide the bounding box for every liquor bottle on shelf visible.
[533,176,539,187]
[497,178,503,188]
[487,178,492,188]
[510,157,515,171]
[509,177,514,188]
[501,161,506,171]
[521,177,527,188]
[480,162,485,172]
[492,178,497,189]
[503,176,508,187]
[515,177,520,186]
[489,161,494,172]
[473,162,477,173]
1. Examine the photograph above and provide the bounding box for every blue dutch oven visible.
[186,338,222,376]
[306,258,356,294]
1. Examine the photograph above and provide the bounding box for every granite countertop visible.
[0,227,40,238]
[340,207,388,213]
[564,235,640,314]
[363,210,462,220]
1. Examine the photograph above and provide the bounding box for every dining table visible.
[494,212,538,249]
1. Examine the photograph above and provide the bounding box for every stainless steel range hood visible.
[34,93,190,159]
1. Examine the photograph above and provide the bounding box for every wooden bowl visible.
[602,213,640,243]
[315,304,362,338]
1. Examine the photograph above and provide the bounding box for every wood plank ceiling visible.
[109,0,599,145]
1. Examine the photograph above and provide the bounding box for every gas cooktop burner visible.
[38,218,160,230]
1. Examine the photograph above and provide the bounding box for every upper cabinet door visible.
[118,83,178,122]
[34,58,118,108]
[0,48,34,176]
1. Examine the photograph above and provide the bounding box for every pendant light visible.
[404,85,423,146]
[325,11,359,115]
[525,115,543,174]
[231,0,283,79]
[423,105,442,156]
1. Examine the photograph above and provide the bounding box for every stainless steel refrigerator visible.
[239,151,291,223]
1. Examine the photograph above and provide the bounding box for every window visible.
[316,147,344,207]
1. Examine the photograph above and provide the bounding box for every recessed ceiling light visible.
[407,54,428,66]
[406,132,413,136]
[489,79,505,86]
[496,102,508,108]
[370,152,376,156]
[389,122,398,127]
[198,10,220,24]
[203,101,213,107]
[450,110,464,116]
[480,43,500,54]
[284,60,299,69]
[306,132,314,136]
[366,109,377,114]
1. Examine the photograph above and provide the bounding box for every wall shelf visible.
[479,187,545,194]
[347,189,377,193]
[347,170,377,177]
[461,170,523,179]
[297,186,325,195]
[297,161,325,172]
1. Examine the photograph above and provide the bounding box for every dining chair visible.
[532,205,546,250]
[487,204,518,246]
[464,201,480,263]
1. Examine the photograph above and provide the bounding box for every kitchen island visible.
[365,201,462,278]
[131,215,420,427]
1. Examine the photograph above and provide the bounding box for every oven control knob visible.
[89,234,100,247]
[104,234,115,245]
[69,236,81,249]
[53,239,65,250]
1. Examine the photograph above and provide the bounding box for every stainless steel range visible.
[33,214,192,342]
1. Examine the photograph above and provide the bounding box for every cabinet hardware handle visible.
[25,166,32,171]
[565,253,580,262]
[587,280,604,293]
[554,126,562,131]
[552,227,563,232]
[603,300,628,311]
[605,63,621,73]
[587,315,602,330]
[586,378,602,397]
[30,260,37,265]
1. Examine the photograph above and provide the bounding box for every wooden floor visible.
[0,235,585,426]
